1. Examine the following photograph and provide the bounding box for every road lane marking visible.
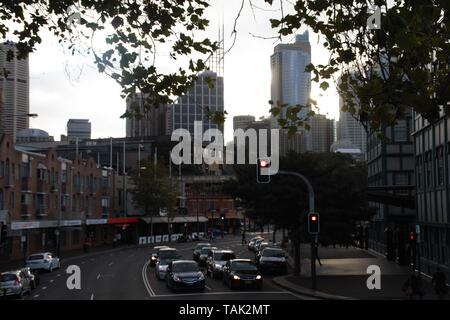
[49,280,54,283]
[141,260,156,297]
[97,274,101,280]
[42,286,47,290]
[108,262,114,267]
[57,274,61,277]
[33,294,39,298]
[90,294,94,300]
[151,291,298,298]
[205,285,212,291]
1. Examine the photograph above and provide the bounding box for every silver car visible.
[206,250,236,279]
[155,248,181,280]
[25,252,61,271]
[0,270,32,298]
[193,243,211,261]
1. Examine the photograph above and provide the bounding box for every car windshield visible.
[159,250,178,259]
[173,263,199,273]
[28,254,44,260]
[216,253,236,261]
[231,261,258,271]
[196,244,210,250]
[0,274,17,282]
[159,259,173,266]
[262,249,285,257]
[153,247,168,254]
[200,247,212,254]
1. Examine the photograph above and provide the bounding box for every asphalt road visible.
[21,235,304,300]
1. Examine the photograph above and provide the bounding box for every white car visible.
[25,252,61,272]
[155,258,172,280]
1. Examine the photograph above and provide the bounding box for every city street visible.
[22,235,304,300]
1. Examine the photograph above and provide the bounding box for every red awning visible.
[107,217,139,224]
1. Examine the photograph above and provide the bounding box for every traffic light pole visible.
[278,170,316,289]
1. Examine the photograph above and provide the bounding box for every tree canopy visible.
[223,152,375,245]
[1,0,449,133]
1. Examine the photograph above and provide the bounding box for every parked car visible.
[155,248,181,280]
[198,246,218,268]
[193,243,211,261]
[247,236,263,251]
[256,248,288,274]
[25,252,60,272]
[255,242,270,262]
[166,260,205,291]
[222,259,263,290]
[150,246,170,267]
[20,267,39,289]
[0,270,32,298]
[254,240,268,254]
[206,250,236,279]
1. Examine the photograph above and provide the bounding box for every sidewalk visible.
[274,244,448,300]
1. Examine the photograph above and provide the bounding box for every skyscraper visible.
[338,93,367,155]
[310,114,335,153]
[167,71,224,136]
[270,31,312,156]
[66,119,91,142]
[0,42,30,141]
[125,93,168,138]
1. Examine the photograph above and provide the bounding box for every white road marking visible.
[141,260,156,297]
[49,280,54,283]
[33,294,39,298]
[90,293,94,300]
[97,274,101,280]
[108,262,114,267]
[151,291,298,298]
[42,286,47,290]
[205,285,212,291]
[57,274,61,277]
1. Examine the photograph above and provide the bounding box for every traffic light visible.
[256,158,271,183]
[409,232,416,245]
[308,213,320,234]
[0,223,7,244]
[220,213,225,221]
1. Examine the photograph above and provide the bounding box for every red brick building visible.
[0,134,127,262]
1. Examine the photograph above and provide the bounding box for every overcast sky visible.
[29,1,339,143]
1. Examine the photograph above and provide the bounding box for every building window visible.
[21,193,30,205]
[425,151,432,188]
[393,120,408,142]
[9,192,14,209]
[436,146,444,186]
[101,197,109,208]
[416,156,423,189]
[394,172,409,186]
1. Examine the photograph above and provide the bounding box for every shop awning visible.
[140,216,208,224]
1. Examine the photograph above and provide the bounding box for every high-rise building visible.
[270,31,312,156]
[0,42,30,141]
[310,114,335,153]
[167,71,224,136]
[66,119,91,142]
[338,94,367,155]
[233,115,255,132]
[125,93,168,138]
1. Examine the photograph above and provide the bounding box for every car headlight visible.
[256,275,262,280]
[233,275,240,280]
[198,272,205,280]
[173,275,181,282]
[151,256,156,260]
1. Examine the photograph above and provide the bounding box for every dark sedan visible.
[166,260,206,292]
[222,259,263,290]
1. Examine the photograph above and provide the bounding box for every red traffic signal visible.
[308,213,320,234]
[409,232,415,242]
[256,158,271,183]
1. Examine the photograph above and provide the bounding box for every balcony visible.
[20,204,32,217]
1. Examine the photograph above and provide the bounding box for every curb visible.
[272,275,357,300]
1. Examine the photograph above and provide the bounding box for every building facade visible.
[338,100,368,156]
[413,109,450,276]
[125,93,168,138]
[167,71,224,137]
[66,119,91,142]
[367,109,416,264]
[270,32,312,156]
[233,115,255,132]
[0,134,122,262]
[0,43,30,142]
[310,114,335,153]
